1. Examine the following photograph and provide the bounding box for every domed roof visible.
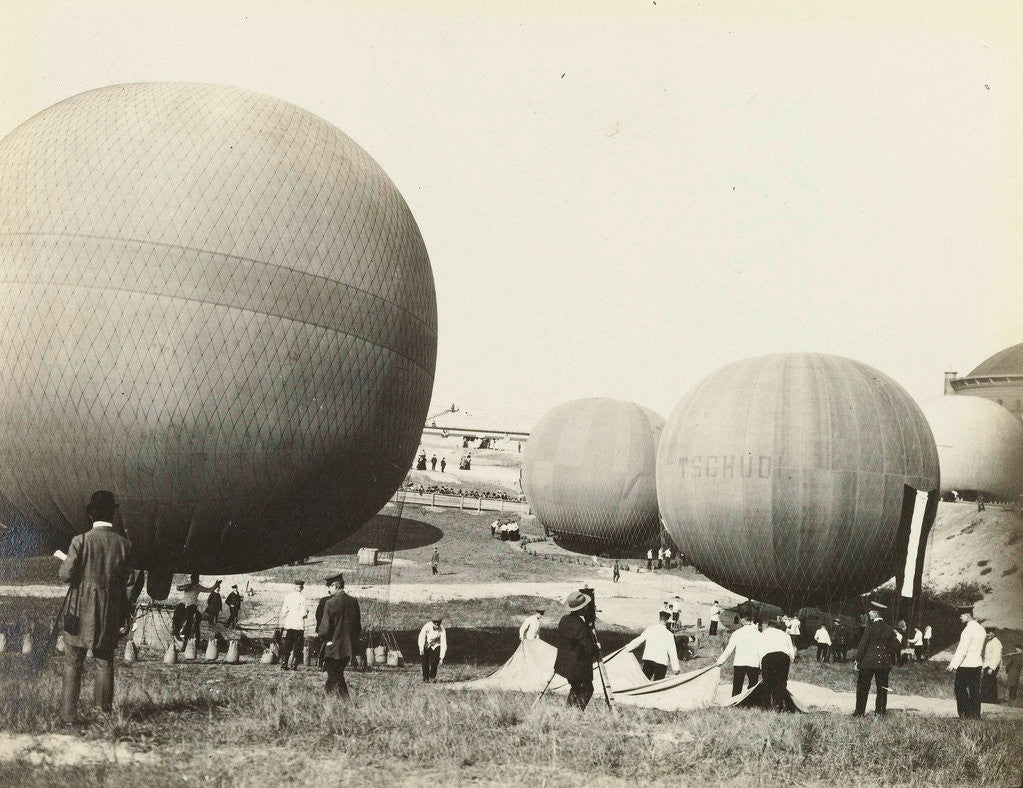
[967,343,1023,377]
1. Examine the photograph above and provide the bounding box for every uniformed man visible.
[625,610,680,680]
[852,607,900,716]
[759,619,796,711]
[418,614,447,682]
[224,585,242,628]
[709,601,721,636]
[431,548,440,576]
[982,629,1003,704]
[553,592,599,710]
[717,614,764,695]
[519,608,544,640]
[279,580,308,670]
[58,490,133,723]
[947,605,986,718]
[316,573,361,697]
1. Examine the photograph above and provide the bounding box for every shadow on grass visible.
[317,515,443,556]
[120,695,227,722]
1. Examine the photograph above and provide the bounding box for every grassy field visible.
[0,641,1019,787]
[3,505,1022,786]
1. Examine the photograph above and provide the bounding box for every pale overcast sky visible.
[2,1,1020,429]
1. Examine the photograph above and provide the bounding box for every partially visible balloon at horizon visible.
[0,82,437,573]
[920,396,1023,500]
[656,353,940,609]
[521,398,663,558]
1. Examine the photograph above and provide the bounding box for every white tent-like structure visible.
[445,639,721,712]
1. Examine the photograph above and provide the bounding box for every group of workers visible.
[713,601,1011,718]
[49,488,1022,725]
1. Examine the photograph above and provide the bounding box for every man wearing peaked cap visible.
[278,580,307,671]
[418,614,447,682]
[947,605,985,718]
[852,607,900,716]
[317,573,360,698]
[224,584,242,628]
[553,592,599,710]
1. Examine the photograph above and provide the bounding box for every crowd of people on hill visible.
[399,479,526,502]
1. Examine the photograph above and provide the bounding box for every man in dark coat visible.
[853,606,901,716]
[205,586,223,627]
[58,490,132,723]
[553,591,599,710]
[316,573,361,698]
[224,585,242,628]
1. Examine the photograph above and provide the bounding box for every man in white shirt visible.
[908,626,924,662]
[418,614,447,682]
[981,629,1003,704]
[626,611,680,681]
[646,548,654,571]
[814,623,832,663]
[922,624,933,659]
[708,601,721,636]
[664,547,673,570]
[716,614,763,695]
[278,580,308,671]
[947,605,986,718]
[760,620,797,711]
[519,608,544,640]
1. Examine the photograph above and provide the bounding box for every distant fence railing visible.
[391,491,531,514]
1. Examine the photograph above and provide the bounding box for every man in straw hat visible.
[58,490,133,723]
[947,605,986,718]
[316,573,360,698]
[418,614,448,682]
[554,591,600,709]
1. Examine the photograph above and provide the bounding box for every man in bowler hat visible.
[316,573,361,698]
[58,490,133,723]
[554,591,599,710]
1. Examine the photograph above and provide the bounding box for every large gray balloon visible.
[657,354,939,609]
[521,398,663,557]
[0,83,437,573]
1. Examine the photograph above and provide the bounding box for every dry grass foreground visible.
[0,632,1021,787]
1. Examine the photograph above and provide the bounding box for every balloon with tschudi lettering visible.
[656,353,939,609]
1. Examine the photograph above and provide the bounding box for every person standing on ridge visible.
[58,490,133,724]
[709,601,721,636]
[947,605,986,718]
[430,547,440,576]
[430,454,437,471]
